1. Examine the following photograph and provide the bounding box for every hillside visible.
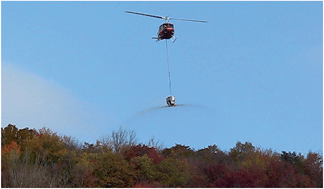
[1,124,323,187]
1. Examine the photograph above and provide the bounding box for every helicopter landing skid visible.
[152,37,177,43]
[152,37,161,42]
[172,36,177,43]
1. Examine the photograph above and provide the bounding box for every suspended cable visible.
[166,39,172,95]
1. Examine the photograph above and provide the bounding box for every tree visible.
[1,124,37,146]
[1,140,21,187]
[265,155,302,187]
[2,124,322,188]
[124,144,164,165]
[203,163,227,185]
[280,151,304,173]
[196,144,228,164]
[147,136,163,152]
[111,127,137,153]
[229,141,255,164]
[17,127,37,145]
[92,151,136,187]
[131,154,157,184]
[1,124,18,146]
[156,158,191,187]
[304,152,323,187]
[162,144,195,158]
[213,166,266,187]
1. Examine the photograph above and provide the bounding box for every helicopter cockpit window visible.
[159,25,164,30]
[159,23,174,31]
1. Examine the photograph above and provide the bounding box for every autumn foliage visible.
[1,124,323,188]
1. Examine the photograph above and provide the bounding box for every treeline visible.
[1,124,323,188]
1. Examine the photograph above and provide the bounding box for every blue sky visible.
[2,1,323,155]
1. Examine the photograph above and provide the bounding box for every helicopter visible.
[125,11,206,107]
[125,11,207,43]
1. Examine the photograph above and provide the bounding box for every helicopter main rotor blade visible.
[125,11,166,20]
[169,17,207,23]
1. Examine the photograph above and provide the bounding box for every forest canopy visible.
[1,124,323,188]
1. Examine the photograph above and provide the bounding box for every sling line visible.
[166,40,172,95]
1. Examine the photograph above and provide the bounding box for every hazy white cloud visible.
[1,63,103,141]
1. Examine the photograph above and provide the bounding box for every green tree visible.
[156,158,191,187]
[124,144,164,164]
[1,124,38,146]
[21,127,68,165]
[1,124,18,146]
[229,141,255,164]
[17,127,37,145]
[196,144,228,164]
[280,151,304,173]
[162,144,195,158]
[131,154,157,184]
[93,151,136,187]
